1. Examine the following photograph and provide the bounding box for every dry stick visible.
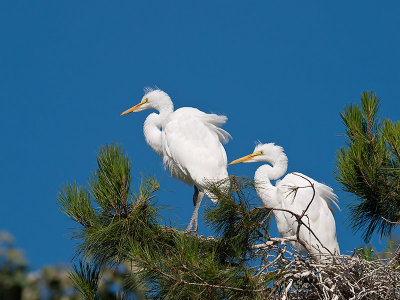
[251,236,298,249]
[381,217,400,267]
[290,173,334,257]
[253,174,334,259]
[292,173,316,219]
[381,216,400,225]
[388,244,400,268]
[254,205,332,259]
[256,246,290,276]
[289,173,319,258]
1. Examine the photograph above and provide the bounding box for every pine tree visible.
[335,91,400,242]
[58,143,400,299]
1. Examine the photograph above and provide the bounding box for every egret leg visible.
[193,185,199,207]
[186,186,205,232]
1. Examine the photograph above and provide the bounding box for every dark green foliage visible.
[123,177,272,299]
[58,144,275,299]
[58,182,97,228]
[89,144,132,217]
[77,177,160,265]
[204,177,271,261]
[57,144,161,298]
[335,91,400,241]
[59,143,400,299]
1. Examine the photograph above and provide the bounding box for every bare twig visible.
[381,216,400,225]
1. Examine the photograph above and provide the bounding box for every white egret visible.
[229,143,340,258]
[121,88,231,232]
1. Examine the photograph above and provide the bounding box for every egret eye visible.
[253,151,263,156]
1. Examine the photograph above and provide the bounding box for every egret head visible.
[120,88,173,116]
[229,143,285,165]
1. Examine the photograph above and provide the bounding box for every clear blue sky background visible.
[1,1,399,270]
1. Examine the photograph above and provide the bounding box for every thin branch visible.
[231,175,243,206]
[381,216,400,225]
[145,259,269,294]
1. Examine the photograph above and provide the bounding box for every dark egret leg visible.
[186,186,205,232]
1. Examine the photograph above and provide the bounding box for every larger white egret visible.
[121,88,231,232]
[229,143,340,258]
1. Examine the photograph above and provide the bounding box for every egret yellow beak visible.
[120,99,148,116]
[228,151,263,165]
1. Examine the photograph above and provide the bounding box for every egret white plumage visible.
[121,88,231,232]
[229,143,340,258]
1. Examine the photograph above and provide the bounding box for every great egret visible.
[121,88,231,232]
[229,143,340,258]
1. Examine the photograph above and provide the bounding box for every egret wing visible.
[278,173,339,255]
[162,108,230,188]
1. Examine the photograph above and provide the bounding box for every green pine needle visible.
[335,91,400,241]
[69,261,101,300]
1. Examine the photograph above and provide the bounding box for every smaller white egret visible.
[121,88,231,232]
[229,143,340,258]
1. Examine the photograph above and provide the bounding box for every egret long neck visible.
[267,152,288,181]
[254,153,288,208]
[143,106,172,157]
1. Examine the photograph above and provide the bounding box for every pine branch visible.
[335,91,400,241]
[89,144,132,217]
[58,182,97,228]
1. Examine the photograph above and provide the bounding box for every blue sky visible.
[1,1,399,270]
